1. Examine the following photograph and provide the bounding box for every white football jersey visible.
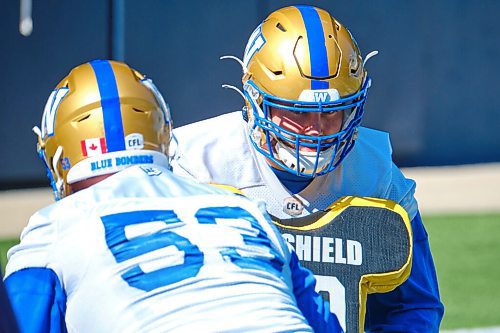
[172,111,418,220]
[171,112,444,333]
[5,166,318,333]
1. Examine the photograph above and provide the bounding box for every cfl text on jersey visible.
[282,233,362,265]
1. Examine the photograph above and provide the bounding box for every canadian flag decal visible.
[81,138,107,157]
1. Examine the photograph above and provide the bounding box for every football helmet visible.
[241,5,371,177]
[34,60,172,200]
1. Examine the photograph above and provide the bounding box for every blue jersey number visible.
[101,206,283,292]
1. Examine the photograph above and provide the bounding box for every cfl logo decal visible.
[41,87,69,138]
[125,133,144,150]
[283,197,304,216]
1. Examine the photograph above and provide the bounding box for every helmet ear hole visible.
[276,22,287,32]
[74,113,91,123]
[132,108,146,114]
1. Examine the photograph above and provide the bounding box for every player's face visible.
[269,105,343,152]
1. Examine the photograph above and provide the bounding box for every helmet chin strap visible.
[221,84,246,100]
[275,141,335,176]
[220,55,248,73]
[363,50,379,66]
[33,126,64,200]
[220,55,248,103]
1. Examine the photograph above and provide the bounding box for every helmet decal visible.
[80,138,107,157]
[243,24,266,68]
[89,60,126,152]
[299,89,340,103]
[41,87,69,138]
[295,5,329,89]
[125,133,144,150]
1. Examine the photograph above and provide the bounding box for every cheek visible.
[324,112,343,134]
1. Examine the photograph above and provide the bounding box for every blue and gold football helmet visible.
[240,5,372,177]
[33,60,172,199]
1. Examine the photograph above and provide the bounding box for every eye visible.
[325,110,338,115]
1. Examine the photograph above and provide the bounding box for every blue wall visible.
[1,0,499,188]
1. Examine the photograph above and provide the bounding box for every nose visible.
[303,113,324,135]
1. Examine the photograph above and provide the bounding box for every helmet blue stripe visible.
[296,5,329,90]
[89,60,125,152]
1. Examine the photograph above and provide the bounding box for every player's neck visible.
[68,173,116,194]
[267,162,313,194]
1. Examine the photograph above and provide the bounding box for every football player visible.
[172,5,444,332]
[3,60,342,332]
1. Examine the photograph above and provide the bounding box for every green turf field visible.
[423,213,500,329]
[0,238,18,276]
[1,213,499,329]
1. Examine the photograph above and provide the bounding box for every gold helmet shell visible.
[35,60,172,199]
[243,5,365,100]
[241,5,371,177]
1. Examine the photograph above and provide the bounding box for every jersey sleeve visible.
[364,212,444,332]
[5,209,56,276]
[288,251,344,333]
[387,162,419,220]
[4,208,67,333]
[4,268,67,333]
